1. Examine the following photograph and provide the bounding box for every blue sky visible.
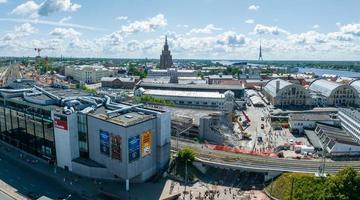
[0,0,360,60]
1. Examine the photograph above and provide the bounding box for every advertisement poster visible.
[111,135,122,161]
[100,130,110,156]
[141,130,152,157]
[54,114,68,130]
[128,136,140,162]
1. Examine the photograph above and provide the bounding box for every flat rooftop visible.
[289,113,335,121]
[90,107,155,127]
[139,82,244,90]
[144,89,225,99]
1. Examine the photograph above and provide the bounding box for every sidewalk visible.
[0,179,27,200]
[0,141,129,199]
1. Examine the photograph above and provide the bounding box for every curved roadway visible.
[172,139,360,173]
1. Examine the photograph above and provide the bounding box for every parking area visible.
[240,101,316,159]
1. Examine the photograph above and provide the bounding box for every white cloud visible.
[59,16,72,23]
[0,18,104,31]
[248,5,259,11]
[340,23,360,36]
[216,31,246,47]
[11,1,40,17]
[313,24,319,29]
[176,24,189,28]
[287,31,327,44]
[102,13,167,46]
[253,24,289,35]
[245,19,255,24]
[119,13,167,35]
[11,0,81,17]
[116,16,128,20]
[327,32,353,41]
[50,27,81,39]
[2,23,37,42]
[189,24,222,34]
[0,0,7,4]
[38,0,81,16]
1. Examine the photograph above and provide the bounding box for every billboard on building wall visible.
[128,135,140,162]
[100,130,110,156]
[111,135,122,161]
[141,130,152,157]
[54,114,68,130]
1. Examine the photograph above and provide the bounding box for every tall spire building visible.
[258,40,263,61]
[159,36,173,69]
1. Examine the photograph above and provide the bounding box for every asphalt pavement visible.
[0,149,81,199]
[0,191,13,200]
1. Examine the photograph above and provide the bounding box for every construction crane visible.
[34,47,55,57]
[34,48,42,57]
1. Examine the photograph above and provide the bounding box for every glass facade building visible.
[0,98,56,161]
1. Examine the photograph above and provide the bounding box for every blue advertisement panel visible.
[100,130,110,156]
[128,135,140,162]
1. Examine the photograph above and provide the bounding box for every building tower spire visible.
[159,35,173,69]
[258,40,263,61]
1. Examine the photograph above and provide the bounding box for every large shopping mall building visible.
[0,83,170,190]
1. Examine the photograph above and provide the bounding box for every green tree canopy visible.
[177,147,196,163]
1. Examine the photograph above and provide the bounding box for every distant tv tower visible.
[258,40,263,61]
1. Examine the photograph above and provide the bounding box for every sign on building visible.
[111,135,122,161]
[141,130,152,157]
[100,130,110,156]
[128,136,140,162]
[54,114,68,130]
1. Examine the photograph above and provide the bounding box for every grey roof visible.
[208,75,233,79]
[350,79,360,93]
[101,77,136,83]
[316,123,359,146]
[139,82,244,90]
[263,79,292,97]
[309,79,341,97]
[289,113,334,121]
[304,130,323,149]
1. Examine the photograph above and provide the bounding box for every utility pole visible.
[184,159,188,194]
[176,125,192,151]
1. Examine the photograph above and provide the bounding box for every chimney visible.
[276,80,280,94]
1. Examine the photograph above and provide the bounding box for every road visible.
[0,151,82,200]
[0,64,23,87]
[172,139,360,173]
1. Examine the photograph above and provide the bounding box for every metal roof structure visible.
[144,89,225,99]
[309,79,342,97]
[263,78,292,97]
[139,82,244,91]
[350,79,360,94]
[316,123,359,146]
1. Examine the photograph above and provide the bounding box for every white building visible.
[349,79,360,102]
[65,65,115,84]
[309,79,358,106]
[147,68,197,77]
[289,113,339,133]
[338,108,360,143]
[262,79,311,107]
[135,88,233,110]
[314,123,360,156]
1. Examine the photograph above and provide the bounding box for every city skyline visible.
[0,0,359,60]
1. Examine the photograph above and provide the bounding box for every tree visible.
[177,147,196,163]
[325,167,360,200]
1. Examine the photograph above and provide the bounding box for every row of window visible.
[0,106,55,160]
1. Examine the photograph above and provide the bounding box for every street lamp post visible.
[184,159,188,194]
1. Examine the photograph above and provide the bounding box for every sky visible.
[0,0,360,60]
